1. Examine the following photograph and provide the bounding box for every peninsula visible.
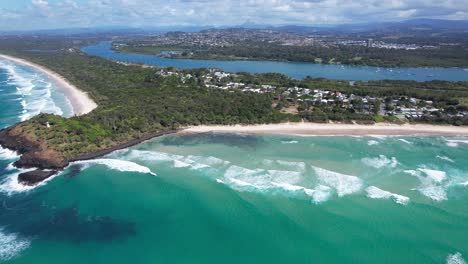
[0,39,468,186]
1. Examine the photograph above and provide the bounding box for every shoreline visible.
[114,48,468,69]
[0,54,97,115]
[0,128,178,186]
[183,123,468,136]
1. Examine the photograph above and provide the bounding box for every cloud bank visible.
[1,0,467,31]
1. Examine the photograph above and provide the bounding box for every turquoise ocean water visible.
[1,58,468,264]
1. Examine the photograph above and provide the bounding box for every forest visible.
[117,41,468,68]
[1,37,468,159]
[0,45,290,158]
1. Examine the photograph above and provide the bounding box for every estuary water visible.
[82,41,468,81]
[1,58,468,264]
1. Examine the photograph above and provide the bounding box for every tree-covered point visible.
[0,50,290,158]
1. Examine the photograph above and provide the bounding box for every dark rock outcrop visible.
[0,127,68,170]
[18,170,57,185]
[1,126,177,186]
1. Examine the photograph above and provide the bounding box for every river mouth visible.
[82,41,468,81]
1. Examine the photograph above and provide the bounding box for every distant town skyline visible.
[0,0,467,31]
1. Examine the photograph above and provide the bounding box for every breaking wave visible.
[436,155,455,163]
[120,150,228,172]
[224,165,302,189]
[263,159,306,172]
[281,140,298,144]
[0,59,71,121]
[73,159,156,176]
[220,164,336,203]
[398,139,412,144]
[445,138,468,147]
[365,186,409,205]
[312,166,364,197]
[0,168,59,195]
[0,145,19,161]
[447,252,466,264]
[361,155,399,169]
[404,168,448,201]
[0,228,31,262]
[367,140,379,146]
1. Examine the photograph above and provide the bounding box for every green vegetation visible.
[1,37,468,160]
[0,47,289,158]
[117,41,468,68]
[114,45,184,55]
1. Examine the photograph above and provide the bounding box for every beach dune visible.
[0,54,97,115]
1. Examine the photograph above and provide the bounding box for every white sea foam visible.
[418,168,447,183]
[436,155,455,163]
[173,159,191,168]
[226,169,298,190]
[281,140,299,144]
[398,139,412,144]
[229,178,258,188]
[446,139,468,144]
[0,228,31,262]
[447,142,459,147]
[125,150,183,162]
[405,169,447,183]
[404,168,448,201]
[0,59,67,121]
[270,182,332,203]
[0,168,59,195]
[73,159,156,176]
[418,185,448,201]
[460,181,468,187]
[262,159,306,172]
[267,170,302,184]
[271,182,309,192]
[447,252,466,264]
[370,135,387,140]
[275,160,306,172]
[305,185,333,203]
[0,146,19,161]
[223,165,307,194]
[445,139,468,148]
[361,155,399,169]
[367,140,379,146]
[224,165,263,180]
[187,155,230,167]
[216,179,225,184]
[124,150,227,171]
[5,163,16,171]
[365,186,410,205]
[312,166,364,197]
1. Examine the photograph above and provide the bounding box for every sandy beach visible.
[184,122,468,136]
[0,54,97,115]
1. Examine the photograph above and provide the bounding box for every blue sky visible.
[0,0,467,31]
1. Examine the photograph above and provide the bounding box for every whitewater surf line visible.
[0,54,97,116]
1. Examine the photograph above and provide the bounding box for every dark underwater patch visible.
[160,132,264,149]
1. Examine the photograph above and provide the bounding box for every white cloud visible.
[0,0,467,31]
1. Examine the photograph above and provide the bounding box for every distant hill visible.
[2,19,468,37]
[272,19,468,34]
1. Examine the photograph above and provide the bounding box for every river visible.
[82,41,468,81]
